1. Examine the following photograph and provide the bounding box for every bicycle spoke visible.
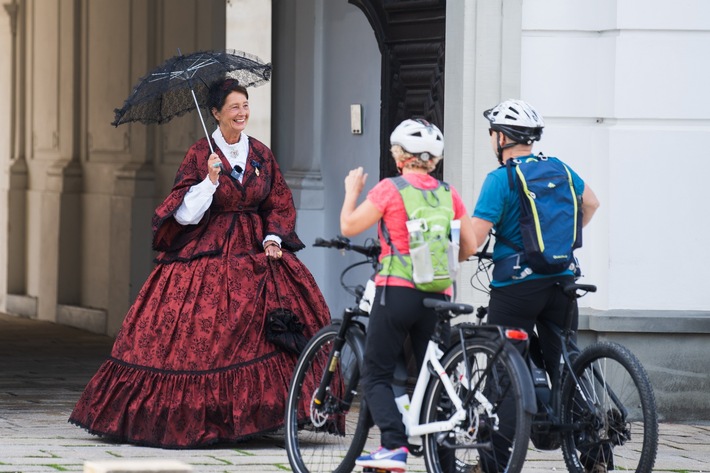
[285,325,370,473]
[560,342,658,473]
[423,336,531,473]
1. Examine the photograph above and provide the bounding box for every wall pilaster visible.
[444,0,523,311]
[2,0,226,334]
[273,0,325,211]
[1,0,28,314]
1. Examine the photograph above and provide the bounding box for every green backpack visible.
[380,176,456,292]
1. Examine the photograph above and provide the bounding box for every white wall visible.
[521,0,710,311]
[266,0,710,316]
[444,0,525,312]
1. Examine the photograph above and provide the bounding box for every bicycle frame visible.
[534,287,609,433]
[287,239,543,473]
[462,250,657,472]
[400,322,534,445]
[402,338,468,440]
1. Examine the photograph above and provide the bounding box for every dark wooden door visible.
[349,0,446,178]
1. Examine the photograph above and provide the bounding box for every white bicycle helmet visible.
[389,118,444,160]
[484,99,544,144]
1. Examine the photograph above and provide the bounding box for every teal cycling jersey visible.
[472,155,585,286]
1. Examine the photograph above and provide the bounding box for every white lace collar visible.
[212,128,249,170]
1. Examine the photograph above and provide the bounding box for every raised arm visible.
[340,167,382,237]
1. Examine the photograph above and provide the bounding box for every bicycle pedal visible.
[362,468,404,473]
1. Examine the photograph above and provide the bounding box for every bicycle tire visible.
[285,323,370,473]
[422,336,533,473]
[560,341,658,473]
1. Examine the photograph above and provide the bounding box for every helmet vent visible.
[483,99,545,144]
[389,118,444,156]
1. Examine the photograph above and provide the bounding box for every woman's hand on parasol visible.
[208,153,221,184]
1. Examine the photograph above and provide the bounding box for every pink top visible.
[366,173,468,293]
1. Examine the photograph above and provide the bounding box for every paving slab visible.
[1,312,709,472]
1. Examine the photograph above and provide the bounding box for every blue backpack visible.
[497,154,583,275]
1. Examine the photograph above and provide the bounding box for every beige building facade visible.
[1,0,709,420]
[0,0,228,335]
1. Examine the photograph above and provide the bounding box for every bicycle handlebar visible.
[313,236,381,259]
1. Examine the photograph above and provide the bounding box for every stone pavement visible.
[1,312,708,472]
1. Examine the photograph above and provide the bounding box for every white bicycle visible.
[285,236,537,473]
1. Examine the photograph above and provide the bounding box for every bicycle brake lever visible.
[476,306,488,320]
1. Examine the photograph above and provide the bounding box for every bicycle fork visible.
[313,307,364,411]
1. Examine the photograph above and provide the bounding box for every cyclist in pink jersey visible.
[340,119,477,472]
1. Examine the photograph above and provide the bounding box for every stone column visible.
[273,0,325,212]
[1,0,226,334]
[105,163,156,335]
[1,0,31,315]
[271,0,326,281]
[19,0,85,322]
[82,1,226,335]
[444,0,523,311]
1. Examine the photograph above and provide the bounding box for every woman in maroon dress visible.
[69,78,331,448]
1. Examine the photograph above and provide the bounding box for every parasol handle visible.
[190,87,214,154]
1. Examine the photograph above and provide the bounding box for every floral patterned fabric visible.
[69,137,330,448]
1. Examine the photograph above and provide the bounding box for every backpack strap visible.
[497,153,546,253]
[494,162,523,253]
[505,158,517,191]
[380,219,407,267]
[391,175,409,190]
[378,177,411,305]
[498,159,525,254]
[505,153,545,190]
[481,231,493,255]
[492,231,523,253]
[381,176,411,267]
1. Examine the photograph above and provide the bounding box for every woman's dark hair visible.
[207,78,249,112]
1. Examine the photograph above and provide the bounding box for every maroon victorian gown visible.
[69,136,331,448]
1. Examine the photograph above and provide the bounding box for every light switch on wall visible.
[350,104,362,134]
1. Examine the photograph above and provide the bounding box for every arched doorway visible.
[349,0,446,178]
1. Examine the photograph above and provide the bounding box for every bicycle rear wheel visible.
[422,336,533,473]
[285,323,370,473]
[560,341,658,473]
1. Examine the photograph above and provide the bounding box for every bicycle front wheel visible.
[422,336,533,473]
[285,323,370,473]
[560,341,658,473]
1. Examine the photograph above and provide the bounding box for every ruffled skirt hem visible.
[69,352,298,449]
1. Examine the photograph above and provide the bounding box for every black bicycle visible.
[470,253,659,472]
[285,236,536,473]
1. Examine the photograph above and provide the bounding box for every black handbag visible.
[265,308,307,355]
[264,260,308,355]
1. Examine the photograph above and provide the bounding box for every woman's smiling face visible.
[213,90,250,143]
